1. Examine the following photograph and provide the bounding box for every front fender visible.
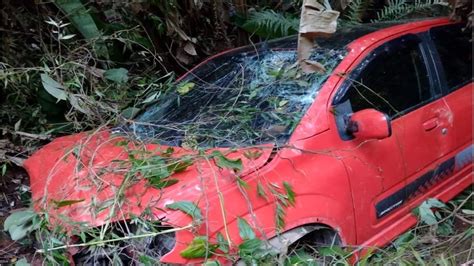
[162,194,355,264]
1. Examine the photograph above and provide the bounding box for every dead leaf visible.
[166,18,192,41]
[86,66,105,78]
[193,0,203,9]
[68,94,92,115]
[176,48,193,65]
[297,0,340,73]
[184,42,197,56]
[301,59,326,73]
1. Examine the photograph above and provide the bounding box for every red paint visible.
[23,18,472,264]
[349,109,391,139]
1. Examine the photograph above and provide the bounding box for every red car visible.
[25,18,472,264]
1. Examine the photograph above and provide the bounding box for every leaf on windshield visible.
[177,82,195,95]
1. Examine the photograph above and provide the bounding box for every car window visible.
[430,24,472,92]
[345,38,431,118]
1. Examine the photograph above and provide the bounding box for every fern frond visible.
[241,10,299,39]
[344,0,373,24]
[372,0,448,22]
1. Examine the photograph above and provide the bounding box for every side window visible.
[346,38,431,118]
[430,24,472,92]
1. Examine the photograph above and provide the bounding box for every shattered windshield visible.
[130,25,382,147]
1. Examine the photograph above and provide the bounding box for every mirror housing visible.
[347,109,392,140]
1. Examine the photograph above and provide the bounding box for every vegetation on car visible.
[1,0,471,265]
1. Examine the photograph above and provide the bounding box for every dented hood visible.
[24,130,274,227]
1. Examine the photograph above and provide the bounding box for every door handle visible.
[422,118,439,131]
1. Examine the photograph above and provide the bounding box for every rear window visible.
[430,24,472,92]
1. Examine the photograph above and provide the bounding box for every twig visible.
[454,213,474,225]
[36,224,193,253]
[8,130,51,140]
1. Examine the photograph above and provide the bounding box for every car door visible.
[428,24,473,159]
[331,33,447,242]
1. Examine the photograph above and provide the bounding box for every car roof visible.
[178,18,451,81]
[265,17,451,50]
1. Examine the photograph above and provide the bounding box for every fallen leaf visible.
[297,0,340,73]
[301,59,326,73]
[104,68,129,83]
[184,42,197,56]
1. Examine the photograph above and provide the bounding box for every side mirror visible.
[347,109,392,140]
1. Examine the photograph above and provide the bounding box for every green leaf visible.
[4,210,38,241]
[54,0,108,57]
[211,151,243,172]
[149,178,179,189]
[238,10,299,39]
[1,164,6,176]
[257,181,268,201]
[318,246,348,257]
[4,210,36,231]
[9,225,29,241]
[161,147,174,157]
[104,68,129,83]
[238,238,263,254]
[167,159,193,173]
[285,250,317,266]
[14,258,30,266]
[237,217,255,240]
[392,231,414,250]
[437,220,454,236]
[275,202,286,231]
[414,198,446,225]
[283,181,296,206]
[180,236,217,259]
[52,199,84,208]
[177,82,195,95]
[121,107,140,119]
[166,201,202,221]
[243,150,263,160]
[216,232,229,253]
[236,177,249,189]
[40,74,67,102]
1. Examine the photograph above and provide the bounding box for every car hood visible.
[24,130,274,227]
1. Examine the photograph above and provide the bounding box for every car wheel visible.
[286,227,342,265]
